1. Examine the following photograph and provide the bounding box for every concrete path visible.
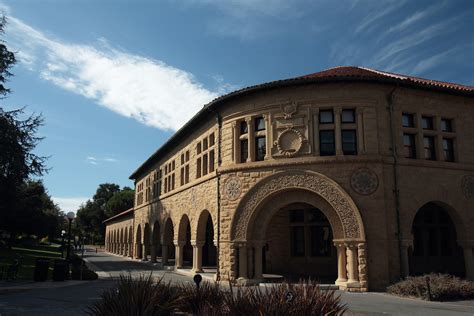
[0,248,473,315]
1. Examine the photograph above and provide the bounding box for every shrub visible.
[387,274,474,301]
[177,281,224,314]
[87,274,180,316]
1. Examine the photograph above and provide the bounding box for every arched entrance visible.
[162,218,175,266]
[194,210,217,273]
[143,223,151,261]
[410,202,465,276]
[135,225,142,259]
[230,170,367,290]
[177,214,192,268]
[128,226,133,257]
[151,221,161,263]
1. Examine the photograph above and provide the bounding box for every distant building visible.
[104,67,474,291]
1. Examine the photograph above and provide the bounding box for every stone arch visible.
[196,210,216,242]
[135,224,142,259]
[231,170,366,241]
[128,226,133,257]
[144,223,151,260]
[196,209,217,267]
[120,228,124,255]
[177,214,191,242]
[162,217,175,265]
[151,220,161,262]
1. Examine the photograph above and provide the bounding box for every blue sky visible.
[0,0,472,212]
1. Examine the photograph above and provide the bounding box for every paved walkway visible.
[0,248,473,315]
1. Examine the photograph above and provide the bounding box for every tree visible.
[105,186,134,218]
[0,17,48,239]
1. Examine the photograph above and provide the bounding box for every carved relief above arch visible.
[231,170,366,241]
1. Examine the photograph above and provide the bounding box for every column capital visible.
[235,241,247,248]
[245,117,253,124]
[173,240,186,247]
[334,106,342,115]
[191,240,205,247]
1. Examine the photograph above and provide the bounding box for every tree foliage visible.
[76,183,134,242]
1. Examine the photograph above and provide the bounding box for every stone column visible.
[142,243,148,260]
[460,242,474,280]
[346,242,359,286]
[253,241,264,280]
[192,241,205,273]
[334,242,347,285]
[124,242,128,257]
[357,243,368,290]
[135,243,141,259]
[174,240,185,269]
[246,117,254,162]
[356,108,365,154]
[238,243,248,279]
[162,244,169,265]
[400,240,412,278]
[263,114,271,160]
[150,243,157,263]
[335,107,343,156]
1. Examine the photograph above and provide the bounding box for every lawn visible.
[0,244,63,280]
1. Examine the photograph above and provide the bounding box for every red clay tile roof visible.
[129,66,473,180]
[103,207,134,224]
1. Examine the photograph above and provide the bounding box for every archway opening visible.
[144,223,151,260]
[410,202,465,276]
[264,202,337,283]
[178,215,193,267]
[163,218,175,265]
[136,225,142,259]
[152,221,161,258]
[128,226,133,257]
[203,217,217,266]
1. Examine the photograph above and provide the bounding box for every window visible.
[423,136,436,160]
[402,113,415,128]
[180,150,190,186]
[341,109,355,123]
[443,138,455,162]
[441,119,453,132]
[255,117,265,131]
[152,169,162,199]
[341,130,357,155]
[197,143,202,155]
[422,116,434,130]
[255,136,266,161]
[209,150,215,172]
[403,133,416,158]
[319,110,334,124]
[203,153,208,175]
[196,157,201,178]
[240,139,248,162]
[320,130,335,156]
[209,133,215,146]
[196,133,216,177]
[163,161,175,193]
[289,208,332,258]
[240,121,248,135]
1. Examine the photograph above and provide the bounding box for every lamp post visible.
[66,212,75,260]
[61,230,66,258]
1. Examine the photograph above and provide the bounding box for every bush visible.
[87,274,180,316]
[387,274,474,301]
[177,281,224,314]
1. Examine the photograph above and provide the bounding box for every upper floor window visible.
[152,169,162,199]
[423,136,436,160]
[422,116,434,130]
[196,133,216,178]
[255,117,265,131]
[403,133,416,159]
[180,151,190,186]
[319,110,334,124]
[342,130,357,155]
[236,116,267,163]
[441,118,453,132]
[443,138,455,162]
[320,130,335,156]
[341,109,355,123]
[402,113,415,128]
[255,136,266,161]
[240,121,248,135]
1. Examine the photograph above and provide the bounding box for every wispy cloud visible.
[52,196,89,213]
[85,156,118,165]
[5,15,226,131]
[355,0,407,34]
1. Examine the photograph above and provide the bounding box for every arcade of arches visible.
[105,172,473,291]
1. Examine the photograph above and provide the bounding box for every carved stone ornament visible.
[280,102,297,119]
[351,168,379,195]
[224,175,242,201]
[274,128,305,157]
[462,175,474,199]
[232,170,364,240]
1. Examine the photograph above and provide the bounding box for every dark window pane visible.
[423,136,436,160]
[240,121,248,135]
[255,136,266,161]
[209,150,215,172]
[209,133,215,146]
[203,138,208,150]
[255,117,265,131]
[289,210,304,223]
[341,109,355,123]
[197,143,202,154]
[310,226,331,257]
[342,130,357,155]
[320,110,334,124]
[185,151,190,162]
[240,139,248,163]
[291,226,305,257]
[402,113,415,128]
[441,119,453,132]
[403,134,416,158]
[422,116,433,130]
[320,130,335,156]
[196,158,201,178]
[203,154,208,175]
[443,138,454,162]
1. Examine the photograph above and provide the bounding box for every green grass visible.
[0,244,63,280]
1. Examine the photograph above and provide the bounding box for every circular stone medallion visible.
[462,175,474,199]
[224,176,242,201]
[351,168,379,195]
[274,128,304,157]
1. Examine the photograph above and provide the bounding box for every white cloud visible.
[5,15,224,131]
[85,156,117,165]
[355,0,407,34]
[385,2,444,35]
[52,196,89,213]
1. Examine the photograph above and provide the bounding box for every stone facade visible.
[105,67,474,291]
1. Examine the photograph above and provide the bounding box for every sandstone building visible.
[104,66,474,291]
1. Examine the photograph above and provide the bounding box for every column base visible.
[236,277,262,286]
[192,268,204,274]
[335,278,347,286]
